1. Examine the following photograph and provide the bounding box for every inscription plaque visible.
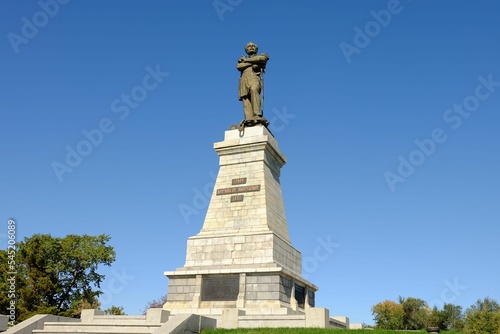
[232,177,247,185]
[216,185,261,195]
[230,195,244,202]
[201,276,239,301]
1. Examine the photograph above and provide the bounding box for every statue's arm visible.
[236,54,269,71]
[244,54,269,64]
[236,61,252,71]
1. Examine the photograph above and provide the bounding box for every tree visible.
[142,294,167,314]
[372,296,430,330]
[104,306,126,315]
[427,306,443,329]
[427,303,464,331]
[66,296,102,318]
[372,300,405,329]
[0,234,116,322]
[464,297,500,334]
[398,296,429,330]
[441,303,465,331]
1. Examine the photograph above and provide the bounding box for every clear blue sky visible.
[1,0,499,325]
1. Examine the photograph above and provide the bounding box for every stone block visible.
[246,276,258,284]
[246,292,257,300]
[257,275,274,284]
[80,309,104,322]
[155,314,216,334]
[257,292,273,300]
[331,316,349,327]
[145,308,169,324]
[0,315,8,332]
[219,309,244,329]
[305,308,330,328]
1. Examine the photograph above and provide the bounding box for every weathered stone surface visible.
[0,315,8,332]
[199,126,289,241]
[155,314,216,334]
[7,315,79,334]
[30,310,168,334]
[164,125,324,325]
[306,308,330,328]
[183,232,301,274]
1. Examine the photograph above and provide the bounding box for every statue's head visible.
[245,42,258,55]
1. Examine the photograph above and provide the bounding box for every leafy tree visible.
[142,294,167,314]
[398,296,429,330]
[427,303,464,331]
[427,306,443,328]
[442,303,465,331]
[464,297,500,334]
[66,296,102,318]
[104,306,126,315]
[372,300,405,329]
[0,234,116,322]
[372,296,430,330]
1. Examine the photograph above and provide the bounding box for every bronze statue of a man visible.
[237,42,269,124]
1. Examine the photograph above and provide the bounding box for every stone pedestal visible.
[164,125,324,326]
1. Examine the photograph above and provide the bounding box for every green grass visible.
[201,329,464,334]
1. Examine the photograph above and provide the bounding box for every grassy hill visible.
[201,329,463,334]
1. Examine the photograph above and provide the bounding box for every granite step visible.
[33,322,162,334]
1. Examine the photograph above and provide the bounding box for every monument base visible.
[163,265,329,328]
[162,125,342,328]
[164,264,316,314]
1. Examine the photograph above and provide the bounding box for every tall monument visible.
[7,42,347,334]
[164,43,333,328]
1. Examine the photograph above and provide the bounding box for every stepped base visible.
[30,309,216,334]
[164,307,335,329]
[16,308,346,334]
